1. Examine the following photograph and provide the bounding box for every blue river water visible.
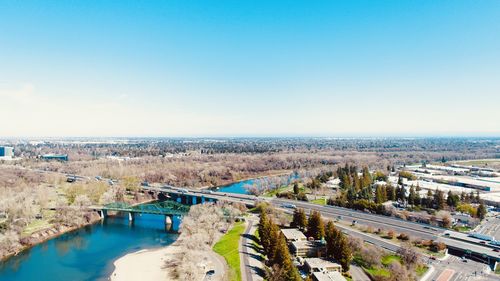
[0,214,178,281]
[217,173,299,194]
[0,174,297,280]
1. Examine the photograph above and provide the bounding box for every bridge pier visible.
[164,215,182,232]
[99,210,107,219]
[128,212,135,221]
[171,215,182,232]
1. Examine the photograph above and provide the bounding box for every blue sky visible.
[0,0,499,137]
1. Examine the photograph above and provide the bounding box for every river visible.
[0,214,178,281]
[217,172,299,194]
[0,173,297,280]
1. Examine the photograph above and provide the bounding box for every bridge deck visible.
[99,201,190,216]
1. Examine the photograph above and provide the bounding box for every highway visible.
[144,185,500,265]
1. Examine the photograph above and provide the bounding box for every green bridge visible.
[96,201,190,231]
[101,201,190,216]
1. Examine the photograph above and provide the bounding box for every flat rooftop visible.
[281,228,307,241]
[304,258,341,270]
[312,271,346,281]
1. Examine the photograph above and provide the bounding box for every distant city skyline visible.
[1,0,499,137]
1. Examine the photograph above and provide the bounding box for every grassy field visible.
[213,221,245,281]
[381,254,402,266]
[310,198,327,205]
[22,210,56,236]
[262,185,291,197]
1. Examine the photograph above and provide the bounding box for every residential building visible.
[281,228,307,243]
[290,240,326,258]
[312,271,347,281]
[304,258,342,273]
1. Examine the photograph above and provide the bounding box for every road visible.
[349,265,370,281]
[426,255,498,281]
[203,250,228,281]
[239,216,264,281]
[147,186,500,266]
[476,215,500,241]
[271,198,442,241]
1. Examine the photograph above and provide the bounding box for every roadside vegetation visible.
[213,221,245,281]
[164,202,245,281]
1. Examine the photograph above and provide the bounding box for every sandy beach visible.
[110,241,227,281]
[110,245,178,281]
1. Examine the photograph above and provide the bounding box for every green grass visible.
[453,225,472,232]
[364,267,390,278]
[381,255,402,266]
[22,210,56,236]
[416,265,429,277]
[262,185,291,197]
[213,221,245,281]
[310,198,327,205]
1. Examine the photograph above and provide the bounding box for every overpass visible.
[141,185,500,269]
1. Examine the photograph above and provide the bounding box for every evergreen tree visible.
[362,167,372,188]
[291,208,308,230]
[353,173,361,191]
[293,181,299,195]
[267,221,281,262]
[338,235,352,272]
[447,191,459,208]
[408,186,416,206]
[386,184,396,201]
[347,187,357,203]
[258,210,271,252]
[426,190,434,208]
[477,202,487,220]
[434,189,445,210]
[324,221,339,257]
[307,211,325,240]
[415,190,421,206]
[375,185,387,204]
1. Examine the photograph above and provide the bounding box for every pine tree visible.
[477,202,487,220]
[434,189,445,210]
[386,184,395,201]
[375,185,387,204]
[362,167,372,188]
[293,181,299,195]
[307,211,325,240]
[258,210,271,252]
[267,221,281,262]
[426,190,434,208]
[291,208,307,230]
[415,190,421,206]
[338,235,352,272]
[408,186,416,206]
[324,221,340,258]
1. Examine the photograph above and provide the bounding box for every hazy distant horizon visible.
[1,134,500,140]
[1,1,499,137]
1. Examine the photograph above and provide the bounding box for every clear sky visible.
[0,0,499,137]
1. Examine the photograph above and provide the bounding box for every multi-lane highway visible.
[145,185,500,268]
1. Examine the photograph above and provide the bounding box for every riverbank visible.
[0,212,101,262]
[215,171,294,189]
[110,244,179,281]
[111,239,227,281]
